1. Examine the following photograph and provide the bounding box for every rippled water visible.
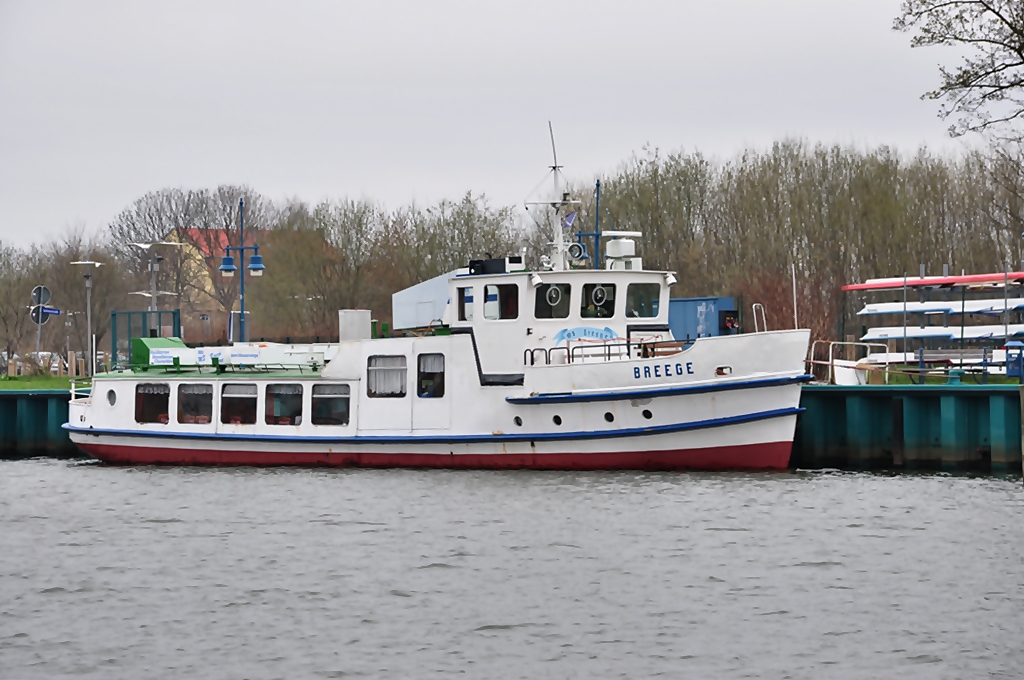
[2,461,1023,679]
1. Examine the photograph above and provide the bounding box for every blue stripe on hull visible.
[505,374,812,405]
[65,407,803,445]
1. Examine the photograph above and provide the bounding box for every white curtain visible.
[419,353,444,373]
[368,356,407,396]
[268,384,302,396]
[313,384,350,397]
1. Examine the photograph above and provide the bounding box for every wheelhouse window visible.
[266,384,303,425]
[368,355,407,398]
[135,383,170,424]
[177,383,212,424]
[483,284,518,320]
[457,286,474,321]
[312,384,350,425]
[417,353,445,398]
[221,383,257,424]
[534,283,571,319]
[626,283,662,318]
[581,283,616,318]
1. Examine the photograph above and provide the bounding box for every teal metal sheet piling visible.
[794,384,1022,472]
[0,390,80,459]
[990,392,1022,471]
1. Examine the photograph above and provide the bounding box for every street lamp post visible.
[219,198,265,343]
[149,255,161,315]
[70,260,104,376]
[129,241,183,336]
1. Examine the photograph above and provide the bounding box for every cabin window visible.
[457,286,474,321]
[581,283,616,318]
[367,355,407,397]
[135,383,170,424]
[266,384,303,425]
[417,353,445,398]
[483,284,518,320]
[265,384,303,426]
[312,384,350,425]
[534,283,571,319]
[177,383,213,424]
[626,283,661,317]
[221,383,257,424]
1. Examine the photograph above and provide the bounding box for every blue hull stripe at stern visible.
[64,407,803,445]
[505,374,813,405]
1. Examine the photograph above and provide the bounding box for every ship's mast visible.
[526,122,579,271]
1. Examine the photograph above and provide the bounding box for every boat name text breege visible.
[634,362,693,380]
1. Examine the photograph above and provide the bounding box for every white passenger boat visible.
[66,198,811,470]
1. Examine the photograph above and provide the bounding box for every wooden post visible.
[68,351,77,377]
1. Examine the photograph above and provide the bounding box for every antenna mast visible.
[524,122,580,271]
[549,121,561,200]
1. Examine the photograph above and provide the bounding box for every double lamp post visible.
[218,197,264,342]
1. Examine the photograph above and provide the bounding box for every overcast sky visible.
[0,0,967,247]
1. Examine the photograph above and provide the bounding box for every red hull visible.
[75,441,793,471]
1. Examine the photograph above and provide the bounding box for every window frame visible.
[265,383,304,426]
[135,382,170,424]
[220,383,258,425]
[457,286,475,322]
[311,384,351,426]
[625,283,662,318]
[417,353,445,398]
[367,355,408,398]
[177,383,213,425]
[483,283,519,320]
[580,283,617,319]
[534,283,572,319]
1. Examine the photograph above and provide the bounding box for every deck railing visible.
[524,340,687,366]
[70,378,92,402]
[807,341,891,384]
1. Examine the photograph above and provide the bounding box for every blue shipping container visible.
[668,297,736,342]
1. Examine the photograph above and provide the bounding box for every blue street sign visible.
[42,306,60,316]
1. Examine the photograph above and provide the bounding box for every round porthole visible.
[604,412,614,422]
[552,415,562,426]
[642,409,653,420]
[107,389,117,406]
[514,416,523,427]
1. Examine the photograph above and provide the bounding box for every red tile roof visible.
[180,228,255,259]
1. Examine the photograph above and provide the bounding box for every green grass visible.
[0,374,74,390]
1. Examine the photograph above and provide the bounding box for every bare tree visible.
[186,186,276,318]
[895,1,1024,140]
[37,230,132,361]
[108,185,276,340]
[0,242,38,370]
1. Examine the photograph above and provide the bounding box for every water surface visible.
[2,461,1022,678]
